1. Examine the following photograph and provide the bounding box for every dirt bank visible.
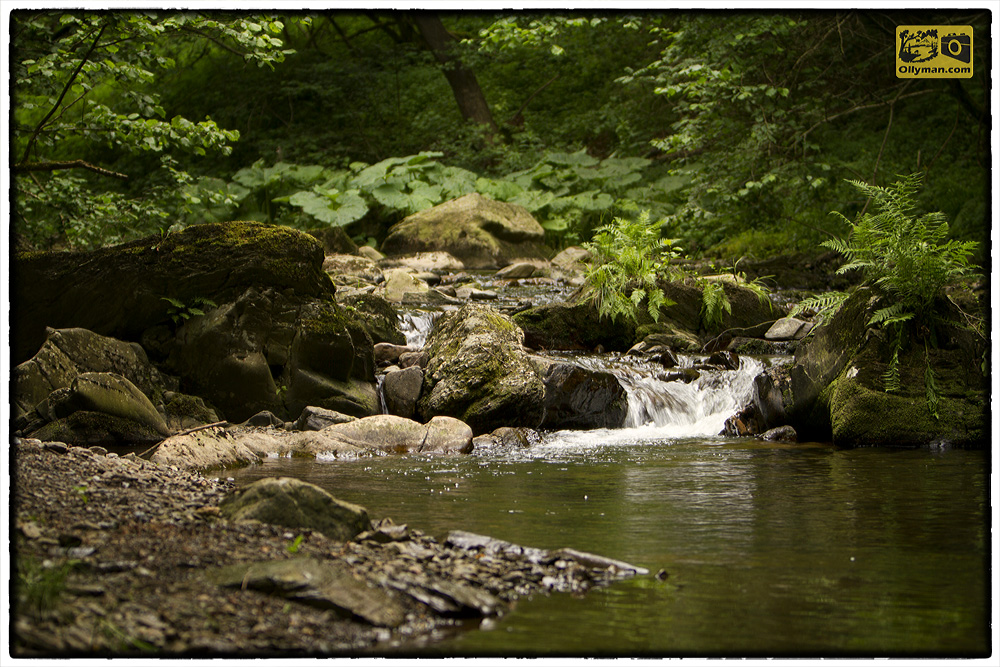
[10,438,644,657]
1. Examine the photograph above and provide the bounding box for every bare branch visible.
[15,160,129,180]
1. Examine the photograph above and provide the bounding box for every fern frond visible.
[867,302,914,327]
[924,352,940,420]
[701,281,731,329]
[789,291,849,323]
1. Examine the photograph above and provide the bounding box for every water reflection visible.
[227,438,988,656]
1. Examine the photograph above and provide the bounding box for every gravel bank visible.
[10,438,645,657]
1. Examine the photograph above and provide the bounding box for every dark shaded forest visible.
[10,10,991,261]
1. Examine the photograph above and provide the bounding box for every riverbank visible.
[10,437,646,657]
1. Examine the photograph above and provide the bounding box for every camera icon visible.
[940,33,971,63]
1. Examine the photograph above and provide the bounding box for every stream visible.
[229,294,989,656]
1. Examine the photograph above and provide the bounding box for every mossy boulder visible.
[13,221,334,364]
[418,303,545,434]
[657,279,782,337]
[47,372,170,436]
[513,279,781,353]
[30,410,166,448]
[788,287,987,446]
[219,477,371,542]
[380,193,549,269]
[13,327,171,421]
[338,293,406,346]
[165,287,376,423]
[513,301,637,352]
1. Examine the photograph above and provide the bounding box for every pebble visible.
[12,438,647,656]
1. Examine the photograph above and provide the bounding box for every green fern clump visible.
[806,173,981,414]
[826,172,979,323]
[582,210,683,323]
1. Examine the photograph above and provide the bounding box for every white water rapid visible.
[540,353,765,451]
[397,307,769,446]
[400,310,443,349]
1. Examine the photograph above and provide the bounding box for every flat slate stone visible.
[210,558,407,627]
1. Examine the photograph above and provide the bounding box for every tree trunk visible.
[411,14,497,141]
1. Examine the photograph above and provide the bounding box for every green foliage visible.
[699,281,731,330]
[287,534,305,554]
[11,11,291,249]
[826,173,980,323]
[11,10,987,259]
[17,557,77,616]
[789,291,850,325]
[162,297,216,327]
[811,174,981,416]
[618,12,988,256]
[582,210,682,323]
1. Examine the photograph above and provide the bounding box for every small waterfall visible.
[617,355,763,435]
[400,310,442,349]
[543,353,766,443]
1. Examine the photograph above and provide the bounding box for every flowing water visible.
[228,337,990,656]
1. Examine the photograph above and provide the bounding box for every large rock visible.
[219,476,371,542]
[12,221,335,365]
[30,411,166,448]
[13,327,171,421]
[47,372,170,436]
[338,293,406,346]
[12,327,221,443]
[383,366,424,419]
[211,559,407,627]
[513,301,637,352]
[164,287,376,422]
[323,253,383,286]
[418,304,545,434]
[380,194,549,269]
[788,288,987,446]
[538,362,628,430]
[319,414,474,455]
[150,415,474,469]
[658,279,781,336]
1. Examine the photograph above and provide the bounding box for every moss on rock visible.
[380,194,550,269]
[419,304,544,434]
[789,287,987,447]
[13,221,335,364]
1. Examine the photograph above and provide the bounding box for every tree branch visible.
[20,22,107,164]
[506,75,559,126]
[799,89,933,144]
[15,160,129,180]
[178,25,246,57]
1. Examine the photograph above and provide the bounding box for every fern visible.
[882,324,904,394]
[821,173,981,414]
[700,280,731,330]
[924,343,940,420]
[582,210,680,323]
[790,291,849,324]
